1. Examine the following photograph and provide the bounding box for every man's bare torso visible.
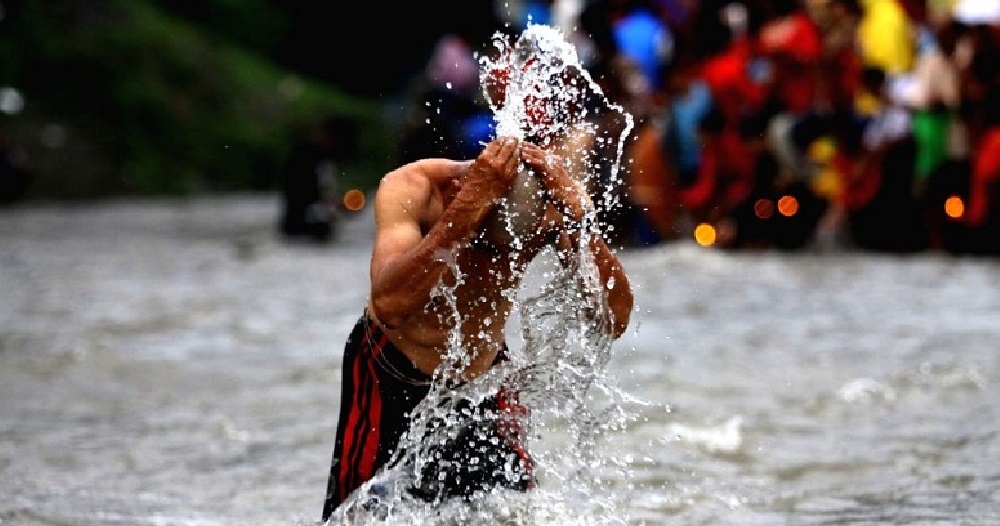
[370,175,553,379]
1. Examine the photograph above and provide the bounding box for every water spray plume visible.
[482,24,594,144]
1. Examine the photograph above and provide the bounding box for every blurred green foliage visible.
[0,0,392,199]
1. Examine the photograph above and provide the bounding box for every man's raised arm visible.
[369,138,521,329]
[520,142,633,338]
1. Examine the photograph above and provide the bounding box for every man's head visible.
[481,26,590,146]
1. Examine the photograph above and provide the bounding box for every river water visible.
[1,195,998,525]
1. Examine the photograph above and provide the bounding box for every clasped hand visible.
[462,137,520,205]
[463,137,594,229]
[519,142,594,225]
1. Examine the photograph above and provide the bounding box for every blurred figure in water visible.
[395,33,493,165]
[278,116,354,243]
[0,131,32,203]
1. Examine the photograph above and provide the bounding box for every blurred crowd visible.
[390,0,1000,255]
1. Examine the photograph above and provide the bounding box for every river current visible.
[1,195,998,525]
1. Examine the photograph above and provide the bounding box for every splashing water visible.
[480,23,634,237]
[323,24,638,526]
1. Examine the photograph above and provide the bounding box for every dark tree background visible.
[0,0,506,200]
[271,2,502,97]
[153,0,503,97]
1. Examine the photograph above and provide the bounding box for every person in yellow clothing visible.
[857,0,915,75]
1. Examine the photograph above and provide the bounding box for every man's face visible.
[481,32,587,145]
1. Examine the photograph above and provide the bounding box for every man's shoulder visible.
[377,166,433,198]
[383,158,453,184]
[373,162,447,220]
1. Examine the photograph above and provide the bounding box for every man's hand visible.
[520,142,593,224]
[461,137,521,207]
[520,143,633,338]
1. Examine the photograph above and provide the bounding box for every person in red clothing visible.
[699,31,771,125]
[966,90,1000,231]
[695,21,774,244]
[757,0,824,116]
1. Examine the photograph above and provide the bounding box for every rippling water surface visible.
[1,196,998,525]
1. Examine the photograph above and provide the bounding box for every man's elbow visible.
[608,290,633,339]
[610,308,631,339]
[369,295,406,331]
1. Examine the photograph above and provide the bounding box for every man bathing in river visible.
[321,135,633,519]
[322,31,634,521]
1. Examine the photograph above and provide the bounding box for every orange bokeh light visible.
[343,189,366,211]
[777,195,799,217]
[754,198,774,219]
[693,222,717,247]
[944,195,964,220]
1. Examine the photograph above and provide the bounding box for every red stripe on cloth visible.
[336,324,386,503]
[354,332,386,485]
[497,386,535,487]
